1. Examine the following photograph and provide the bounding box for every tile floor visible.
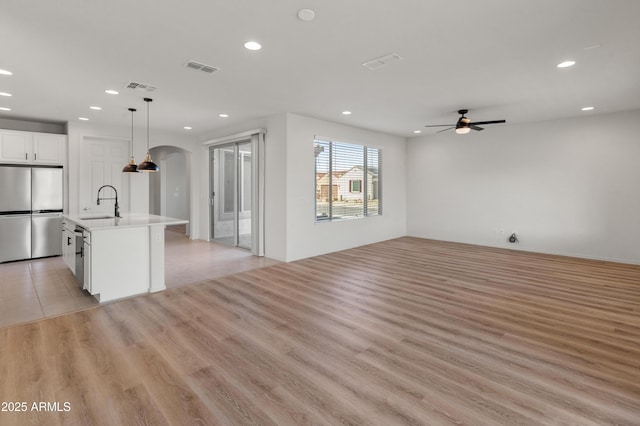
[0,228,280,329]
[0,255,98,328]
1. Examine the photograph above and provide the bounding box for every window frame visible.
[314,137,382,222]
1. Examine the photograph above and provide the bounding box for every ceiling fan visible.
[425,109,506,134]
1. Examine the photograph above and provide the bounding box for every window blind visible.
[314,138,382,221]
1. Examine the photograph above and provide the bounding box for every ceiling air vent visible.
[125,81,158,92]
[185,60,220,74]
[362,52,403,70]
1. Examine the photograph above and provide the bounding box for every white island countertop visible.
[63,213,188,231]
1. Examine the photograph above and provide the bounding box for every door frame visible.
[204,129,265,257]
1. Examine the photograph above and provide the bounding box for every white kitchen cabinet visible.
[61,221,75,274]
[61,213,188,302]
[0,131,32,163]
[33,133,65,164]
[0,129,65,165]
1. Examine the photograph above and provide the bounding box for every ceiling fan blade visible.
[470,125,484,131]
[468,120,506,126]
[436,127,455,133]
[424,123,455,127]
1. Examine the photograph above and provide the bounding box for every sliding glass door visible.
[210,141,252,250]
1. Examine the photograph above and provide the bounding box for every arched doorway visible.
[149,146,191,236]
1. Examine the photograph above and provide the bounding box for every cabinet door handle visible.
[67,236,71,245]
[34,153,37,160]
[25,153,28,160]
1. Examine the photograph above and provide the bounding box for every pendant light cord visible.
[129,108,136,156]
[144,97,152,151]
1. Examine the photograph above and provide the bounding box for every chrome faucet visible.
[96,185,120,218]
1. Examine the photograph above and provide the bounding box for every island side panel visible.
[91,226,149,302]
[148,225,166,293]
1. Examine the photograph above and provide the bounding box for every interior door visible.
[210,141,252,250]
[80,137,129,216]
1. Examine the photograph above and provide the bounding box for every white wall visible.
[148,146,190,223]
[197,113,406,262]
[197,115,288,260]
[164,153,188,219]
[67,121,199,235]
[263,114,288,261]
[407,109,640,264]
[284,113,406,262]
[0,118,65,134]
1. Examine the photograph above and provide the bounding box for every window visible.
[314,138,382,221]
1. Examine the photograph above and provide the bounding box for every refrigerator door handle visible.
[0,211,31,216]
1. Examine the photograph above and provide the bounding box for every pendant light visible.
[138,97,159,172]
[122,108,139,173]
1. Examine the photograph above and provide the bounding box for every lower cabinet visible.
[62,222,75,275]
[85,226,149,302]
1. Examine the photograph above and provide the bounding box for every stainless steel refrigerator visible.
[0,165,63,263]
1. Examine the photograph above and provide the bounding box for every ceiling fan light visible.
[455,127,471,135]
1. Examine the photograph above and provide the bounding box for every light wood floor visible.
[1,237,639,425]
[0,228,278,329]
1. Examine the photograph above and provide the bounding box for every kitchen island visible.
[62,213,188,302]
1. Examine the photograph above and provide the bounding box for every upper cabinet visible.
[0,129,66,165]
[0,131,32,163]
[32,132,66,164]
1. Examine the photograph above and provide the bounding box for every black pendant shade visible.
[138,152,159,172]
[138,97,159,172]
[122,107,139,173]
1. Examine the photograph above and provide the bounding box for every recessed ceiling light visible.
[183,126,192,130]
[90,106,102,110]
[219,113,229,118]
[413,130,422,134]
[581,106,595,111]
[244,41,262,51]
[78,117,89,121]
[105,89,119,95]
[342,111,352,115]
[557,60,576,68]
[0,92,12,97]
[297,9,316,21]
[0,107,11,111]
[0,69,12,76]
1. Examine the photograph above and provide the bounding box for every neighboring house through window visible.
[314,138,381,221]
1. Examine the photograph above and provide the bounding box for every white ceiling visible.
[1,0,639,137]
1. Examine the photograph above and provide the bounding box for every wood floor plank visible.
[1,236,640,425]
